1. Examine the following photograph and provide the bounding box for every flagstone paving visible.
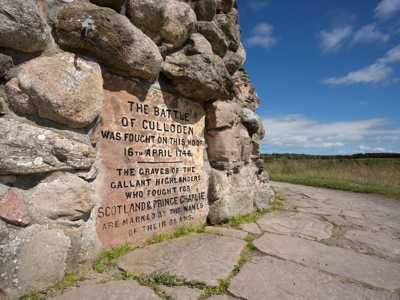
[48,182,400,300]
[117,233,246,286]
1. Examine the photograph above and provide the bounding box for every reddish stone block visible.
[0,188,31,226]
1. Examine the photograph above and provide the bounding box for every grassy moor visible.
[264,154,400,200]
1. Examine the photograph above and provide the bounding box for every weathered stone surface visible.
[207,122,252,169]
[196,21,228,57]
[240,108,262,135]
[51,281,162,300]
[239,124,252,163]
[28,172,93,224]
[127,0,196,50]
[208,296,237,300]
[253,180,275,210]
[208,166,257,224]
[0,117,96,175]
[2,225,71,299]
[223,43,246,75]
[254,233,400,291]
[272,181,400,234]
[0,53,13,79]
[232,69,260,111]
[90,0,125,11]
[239,223,262,235]
[216,0,235,13]
[229,256,398,300]
[205,226,248,239]
[194,0,217,21]
[206,101,240,130]
[55,2,162,80]
[0,0,51,53]
[214,13,240,51]
[207,126,241,169]
[256,211,333,241]
[344,230,400,261]
[6,53,104,128]
[117,233,246,286]
[162,50,232,101]
[187,33,214,55]
[0,187,31,226]
[159,285,202,300]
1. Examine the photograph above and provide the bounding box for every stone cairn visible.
[0,0,274,298]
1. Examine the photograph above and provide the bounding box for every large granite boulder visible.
[0,53,13,79]
[0,187,31,227]
[240,107,263,136]
[208,166,256,224]
[90,0,125,11]
[206,100,240,130]
[0,0,51,53]
[55,1,162,80]
[208,163,273,224]
[6,53,104,128]
[0,117,96,175]
[233,69,260,111]
[197,21,228,57]
[27,172,94,225]
[1,224,71,299]
[162,50,233,101]
[207,123,251,170]
[216,0,236,13]
[127,0,197,50]
[214,12,240,52]
[194,0,217,21]
[187,33,214,55]
[223,42,246,75]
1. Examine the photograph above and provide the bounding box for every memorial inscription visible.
[96,84,209,247]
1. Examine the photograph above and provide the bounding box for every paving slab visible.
[117,234,246,286]
[229,256,399,300]
[50,281,161,300]
[204,226,248,239]
[253,233,400,291]
[239,223,262,235]
[207,296,237,300]
[159,285,202,300]
[344,229,400,261]
[256,211,333,241]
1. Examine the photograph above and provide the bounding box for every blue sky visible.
[237,0,400,154]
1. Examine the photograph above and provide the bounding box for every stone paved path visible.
[48,182,400,300]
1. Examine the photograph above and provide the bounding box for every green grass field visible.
[264,156,400,200]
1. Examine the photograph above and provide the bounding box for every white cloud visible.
[358,145,387,152]
[323,44,400,85]
[262,115,400,153]
[322,63,392,85]
[319,25,353,52]
[247,23,278,49]
[248,0,270,11]
[375,0,400,19]
[378,44,400,64]
[353,24,390,44]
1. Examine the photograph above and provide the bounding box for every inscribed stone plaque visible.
[96,81,209,247]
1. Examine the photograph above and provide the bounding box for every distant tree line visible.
[262,153,400,160]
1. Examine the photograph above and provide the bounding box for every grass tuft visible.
[20,294,42,300]
[95,243,132,273]
[147,225,205,245]
[244,235,257,251]
[54,273,85,290]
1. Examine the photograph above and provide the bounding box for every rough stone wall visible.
[0,0,274,298]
